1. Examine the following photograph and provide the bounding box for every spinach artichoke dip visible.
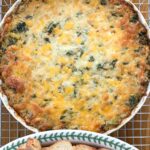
[0,0,149,132]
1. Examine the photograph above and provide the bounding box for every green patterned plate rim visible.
[0,130,138,150]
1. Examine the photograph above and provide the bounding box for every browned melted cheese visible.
[0,0,149,132]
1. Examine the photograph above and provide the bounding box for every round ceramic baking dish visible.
[0,0,150,134]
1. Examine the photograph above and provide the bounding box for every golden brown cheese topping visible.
[0,0,149,132]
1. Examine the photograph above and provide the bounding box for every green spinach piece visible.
[76,31,82,37]
[31,94,37,98]
[134,47,143,53]
[66,51,74,56]
[46,22,59,34]
[130,13,138,23]
[40,99,52,107]
[7,37,18,46]
[123,62,129,65]
[128,96,138,109]
[97,63,105,70]
[89,56,95,62]
[148,70,150,80]
[111,12,123,17]
[110,59,118,68]
[0,45,6,52]
[100,0,107,5]
[44,37,50,43]
[60,108,75,122]
[97,59,117,71]
[13,22,28,33]
[76,12,83,17]
[138,31,149,45]
[84,0,90,4]
[25,15,33,19]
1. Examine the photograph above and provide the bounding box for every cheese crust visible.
[0,0,149,132]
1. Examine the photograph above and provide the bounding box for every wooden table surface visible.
[0,0,150,150]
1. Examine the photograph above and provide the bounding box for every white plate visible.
[0,130,138,150]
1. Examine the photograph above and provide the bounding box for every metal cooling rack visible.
[0,0,150,150]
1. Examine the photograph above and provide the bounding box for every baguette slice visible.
[46,140,74,150]
[17,144,26,150]
[97,148,109,150]
[17,138,41,150]
[42,147,51,150]
[73,144,96,150]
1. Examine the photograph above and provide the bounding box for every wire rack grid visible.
[0,0,150,150]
